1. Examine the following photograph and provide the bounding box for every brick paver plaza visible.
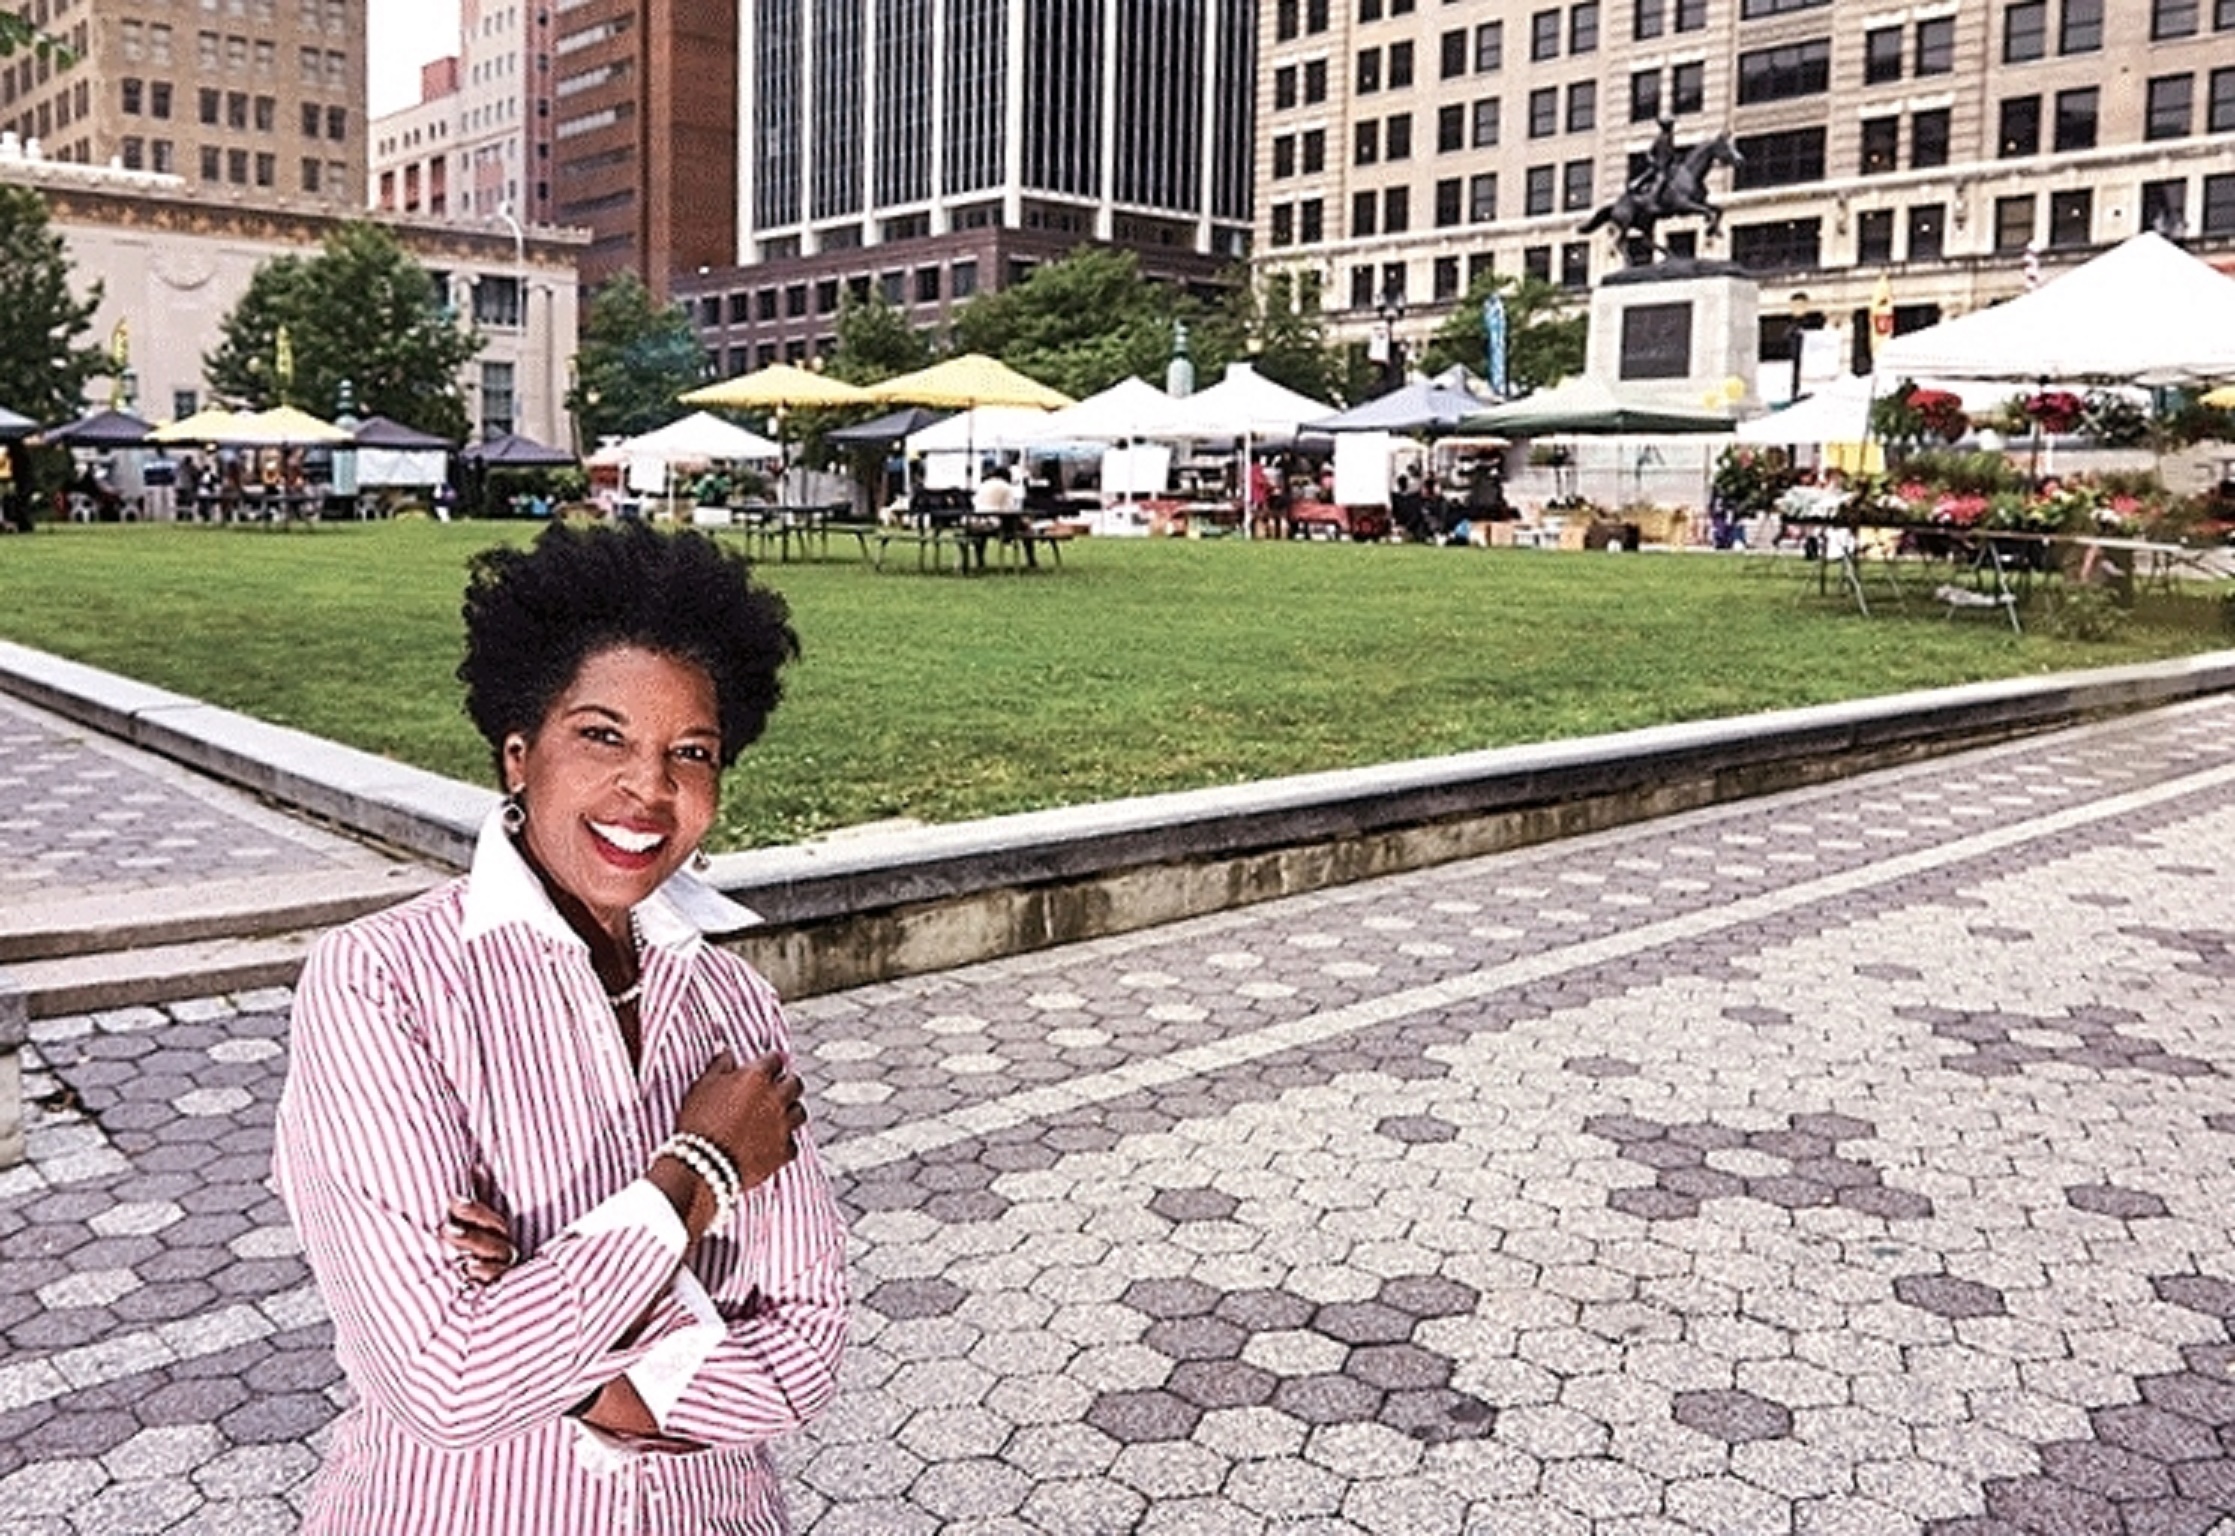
[6,694,2235,1533]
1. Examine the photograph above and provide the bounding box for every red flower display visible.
[2023,390,2085,435]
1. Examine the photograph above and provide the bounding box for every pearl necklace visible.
[606,913,645,1009]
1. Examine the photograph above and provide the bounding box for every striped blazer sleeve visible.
[275,926,683,1453]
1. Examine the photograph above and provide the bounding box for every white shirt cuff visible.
[564,1177,688,1260]
[625,1270,727,1430]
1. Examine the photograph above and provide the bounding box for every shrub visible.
[2037,585,2128,642]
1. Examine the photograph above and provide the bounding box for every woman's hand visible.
[443,1198,516,1285]
[676,1050,809,1194]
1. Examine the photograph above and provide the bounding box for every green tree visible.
[205,221,480,439]
[826,288,934,385]
[0,16,69,59]
[949,246,1185,399]
[0,185,107,530]
[1418,272,1586,395]
[566,271,704,445]
[1215,269,1350,404]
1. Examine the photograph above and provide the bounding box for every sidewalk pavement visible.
[6,695,2235,1533]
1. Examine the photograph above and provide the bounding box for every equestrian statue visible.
[1578,119,1744,264]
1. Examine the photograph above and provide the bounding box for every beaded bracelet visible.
[657,1133,740,1226]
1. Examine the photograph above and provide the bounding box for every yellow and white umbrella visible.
[681,363,872,412]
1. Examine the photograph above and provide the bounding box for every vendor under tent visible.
[1037,376,1199,442]
[1874,232,2235,386]
[904,406,1073,489]
[611,411,782,517]
[1735,376,1884,475]
[350,415,453,496]
[1182,363,1338,536]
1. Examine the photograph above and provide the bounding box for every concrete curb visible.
[5,639,2232,997]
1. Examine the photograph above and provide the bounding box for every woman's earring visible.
[501,790,526,835]
[691,846,712,875]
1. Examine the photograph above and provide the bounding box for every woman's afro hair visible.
[458,520,799,772]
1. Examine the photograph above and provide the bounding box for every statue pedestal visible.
[1586,261,1759,414]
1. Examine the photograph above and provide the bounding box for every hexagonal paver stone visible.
[1564,1055,1640,1079]
[1271,1372,1385,1427]
[1383,1387,1498,1444]
[2090,1403,2222,1464]
[1893,1273,2007,1321]
[1083,1390,1203,1444]
[1165,1359,1278,1411]
[1374,1114,1457,1145]
[1346,1343,1452,1392]
[1376,1274,1478,1321]
[1609,1186,1701,1221]
[1144,1316,1248,1363]
[1671,1389,1793,1444]
[1311,1301,1413,1347]
[1980,1477,2119,1534]
[1121,1278,1222,1321]
[1215,1289,1315,1332]
[2153,1274,2235,1322]
[2032,1441,2175,1501]
[1147,1186,1238,1224]
[2066,1184,2171,1221]
[865,1277,967,1321]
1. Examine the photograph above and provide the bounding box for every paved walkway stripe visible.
[825,754,2235,1177]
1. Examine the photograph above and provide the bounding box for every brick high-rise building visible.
[1,0,365,211]
[1255,0,2235,392]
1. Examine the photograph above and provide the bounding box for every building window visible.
[1856,208,1894,262]
[1630,69,1659,122]
[1360,0,1382,20]
[2004,1,2046,62]
[1998,96,2040,156]
[121,78,143,114]
[2141,178,2187,237]
[1569,1,1598,52]
[199,87,220,124]
[1472,97,1500,145]
[1528,86,1556,137]
[121,135,145,169]
[1387,41,1414,88]
[2061,0,2102,50]
[1383,186,1410,233]
[1561,242,1589,290]
[1440,29,1467,77]
[1273,134,1296,177]
[1565,80,1594,132]
[1634,0,1663,38]
[1530,8,1560,58]
[1386,113,1412,159]
[1357,48,1381,93]
[2146,75,2192,140]
[2205,174,2235,236]
[1914,18,1954,74]
[1300,199,1324,241]
[2053,87,2097,151]
[1739,0,1830,13]
[1732,127,1826,189]
[1304,60,1328,102]
[152,140,174,173]
[1525,163,1555,215]
[915,267,941,303]
[1355,120,1379,164]
[227,90,248,129]
[1859,116,1897,175]
[254,94,273,131]
[1433,255,1461,300]
[1864,26,1902,83]
[1524,246,1552,282]
[480,362,516,439]
[1993,194,2035,252]
[1907,203,1944,261]
[301,101,319,136]
[1437,102,1464,151]
[1274,65,1297,109]
[254,151,273,186]
[2047,189,2091,248]
[2209,67,2235,132]
[1306,0,1329,32]
[1275,0,1298,40]
[1434,178,1462,226]
[1674,0,1705,28]
[1737,40,1831,104]
[1910,108,1950,167]
[150,82,172,119]
[1728,218,1821,271]
[1271,203,1295,246]
[2153,0,2199,39]
[199,144,220,179]
[1352,190,1378,236]
[1469,171,1497,221]
[1474,20,1502,71]
[1303,128,1326,171]
[1669,61,1704,114]
[1561,159,1593,209]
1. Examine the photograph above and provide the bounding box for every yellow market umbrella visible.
[865,353,1073,410]
[681,363,872,411]
[2201,384,2235,409]
[149,406,250,444]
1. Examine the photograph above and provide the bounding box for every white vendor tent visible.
[1184,362,1335,442]
[1874,232,2235,386]
[1037,376,1201,442]
[615,411,782,468]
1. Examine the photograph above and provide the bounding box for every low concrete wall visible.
[5,639,2233,1004]
[1,982,25,1168]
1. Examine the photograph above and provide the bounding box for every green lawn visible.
[0,523,2224,849]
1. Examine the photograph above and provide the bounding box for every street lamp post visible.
[1375,285,1407,393]
[497,202,527,438]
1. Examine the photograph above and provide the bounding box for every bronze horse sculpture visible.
[1578,132,1745,262]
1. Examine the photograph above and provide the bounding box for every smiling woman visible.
[273,523,845,1535]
